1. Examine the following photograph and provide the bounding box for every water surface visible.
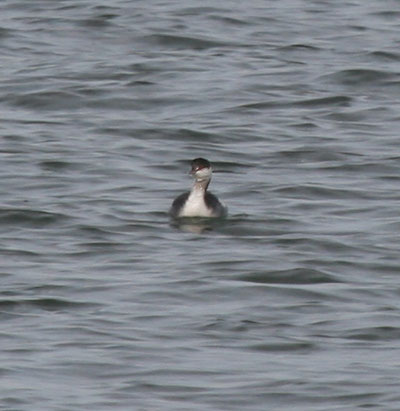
[1,0,400,410]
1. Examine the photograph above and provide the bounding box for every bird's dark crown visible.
[191,158,211,172]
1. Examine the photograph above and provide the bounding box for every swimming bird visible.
[169,158,227,218]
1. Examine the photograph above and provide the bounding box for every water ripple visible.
[239,268,340,285]
[0,208,68,227]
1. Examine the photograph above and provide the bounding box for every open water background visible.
[2,1,400,410]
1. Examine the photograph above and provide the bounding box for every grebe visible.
[169,158,227,218]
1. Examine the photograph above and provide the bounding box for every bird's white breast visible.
[179,189,213,217]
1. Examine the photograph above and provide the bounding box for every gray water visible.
[2,0,400,409]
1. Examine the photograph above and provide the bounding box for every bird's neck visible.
[191,177,210,194]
